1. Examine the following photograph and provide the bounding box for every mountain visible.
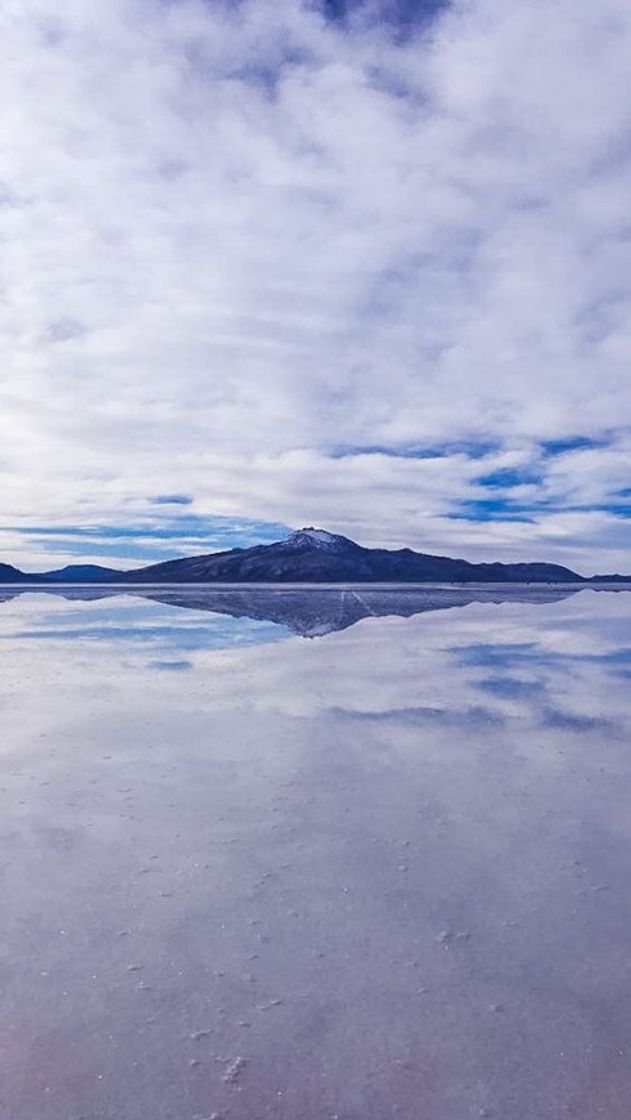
[122,527,587,584]
[42,564,121,582]
[588,573,631,583]
[5,527,628,584]
[0,562,43,584]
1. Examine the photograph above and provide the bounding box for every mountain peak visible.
[285,527,355,552]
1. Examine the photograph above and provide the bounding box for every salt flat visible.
[1,586,631,1120]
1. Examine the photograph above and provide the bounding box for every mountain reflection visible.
[0,584,589,638]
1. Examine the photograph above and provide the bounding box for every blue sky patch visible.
[586,502,631,518]
[322,0,448,33]
[477,467,542,488]
[447,498,535,523]
[541,436,607,456]
[152,494,194,506]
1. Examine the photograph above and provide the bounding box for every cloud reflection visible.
[1,585,631,1117]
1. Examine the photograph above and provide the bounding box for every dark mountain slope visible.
[0,562,43,583]
[123,527,585,584]
[42,564,121,582]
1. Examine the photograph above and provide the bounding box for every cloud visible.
[0,514,293,569]
[1,0,631,571]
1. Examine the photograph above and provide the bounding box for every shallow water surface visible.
[2,585,631,1120]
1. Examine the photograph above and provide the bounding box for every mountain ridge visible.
[1,527,629,584]
[122,527,586,584]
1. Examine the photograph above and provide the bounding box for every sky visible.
[2,0,631,575]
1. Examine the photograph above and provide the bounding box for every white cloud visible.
[1,0,630,570]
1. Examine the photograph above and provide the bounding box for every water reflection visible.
[2,589,631,1119]
[0,581,608,642]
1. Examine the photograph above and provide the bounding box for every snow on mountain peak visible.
[301,527,337,543]
[286,527,351,551]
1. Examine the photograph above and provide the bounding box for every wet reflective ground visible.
[2,585,631,1120]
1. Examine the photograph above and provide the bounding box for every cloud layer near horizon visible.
[2,0,631,573]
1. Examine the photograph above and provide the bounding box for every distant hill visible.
[0,562,43,583]
[42,564,121,582]
[122,527,588,584]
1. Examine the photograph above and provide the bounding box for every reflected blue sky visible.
[0,594,291,655]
